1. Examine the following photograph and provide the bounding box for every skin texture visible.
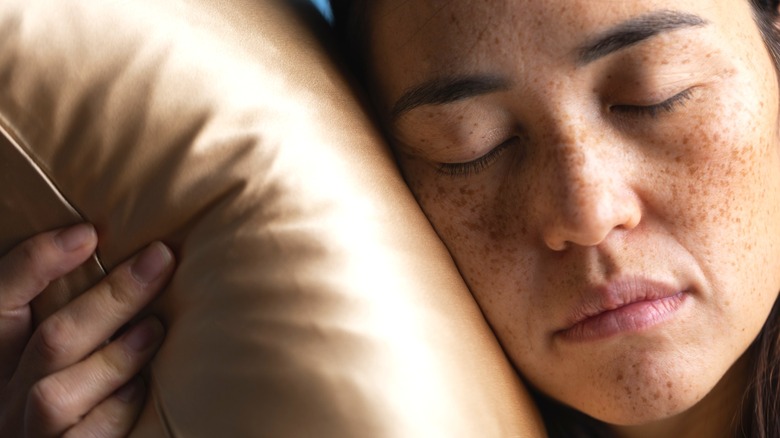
[368,0,780,436]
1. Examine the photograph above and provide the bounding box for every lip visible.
[556,278,689,342]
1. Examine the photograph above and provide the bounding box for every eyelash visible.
[436,137,516,177]
[611,88,695,118]
[432,89,692,177]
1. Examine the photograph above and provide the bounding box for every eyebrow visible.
[578,10,708,65]
[390,75,510,120]
[390,10,708,120]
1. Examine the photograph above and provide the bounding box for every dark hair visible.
[329,0,372,81]
[329,1,780,436]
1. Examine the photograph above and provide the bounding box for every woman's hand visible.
[0,224,174,437]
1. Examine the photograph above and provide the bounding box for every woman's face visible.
[368,0,780,426]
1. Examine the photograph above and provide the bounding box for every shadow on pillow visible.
[0,0,544,436]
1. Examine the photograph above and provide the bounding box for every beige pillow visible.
[0,0,544,436]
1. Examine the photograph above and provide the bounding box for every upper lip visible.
[558,277,686,333]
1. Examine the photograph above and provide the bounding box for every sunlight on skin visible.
[365,0,780,436]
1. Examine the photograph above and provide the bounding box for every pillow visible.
[0,0,544,435]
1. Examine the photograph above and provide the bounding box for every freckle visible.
[666,381,673,388]
[616,373,624,382]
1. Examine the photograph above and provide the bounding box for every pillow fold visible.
[0,0,544,436]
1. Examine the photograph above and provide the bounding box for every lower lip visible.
[558,292,688,343]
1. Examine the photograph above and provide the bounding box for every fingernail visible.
[124,317,164,352]
[116,377,144,403]
[130,242,172,284]
[54,223,96,252]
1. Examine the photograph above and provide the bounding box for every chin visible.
[532,338,733,427]
[573,384,699,427]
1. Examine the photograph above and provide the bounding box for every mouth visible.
[556,278,689,343]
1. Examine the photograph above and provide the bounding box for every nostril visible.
[542,193,642,252]
[543,231,572,252]
[551,241,570,252]
[536,141,643,252]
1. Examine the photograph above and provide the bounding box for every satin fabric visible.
[0,0,544,435]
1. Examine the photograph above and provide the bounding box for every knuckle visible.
[13,240,51,290]
[16,238,44,266]
[98,348,133,379]
[65,424,108,438]
[28,377,71,426]
[64,409,128,438]
[101,409,132,437]
[34,314,73,361]
[101,273,141,310]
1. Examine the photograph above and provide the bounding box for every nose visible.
[540,137,642,251]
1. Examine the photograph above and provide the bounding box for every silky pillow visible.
[0,0,544,436]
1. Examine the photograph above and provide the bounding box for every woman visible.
[330,0,780,436]
[4,1,780,437]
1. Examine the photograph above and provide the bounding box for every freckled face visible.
[369,0,780,425]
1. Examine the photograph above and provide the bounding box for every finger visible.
[0,224,97,382]
[62,378,146,438]
[0,224,97,311]
[20,242,174,383]
[25,317,163,437]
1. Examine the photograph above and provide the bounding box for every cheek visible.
[400,153,533,268]
[652,87,780,295]
[398,153,545,351]
[402,154,511,266]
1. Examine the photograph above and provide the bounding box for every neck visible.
[610,353,751,438]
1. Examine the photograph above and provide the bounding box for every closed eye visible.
[610,88,694,117]
[436,137,517,177]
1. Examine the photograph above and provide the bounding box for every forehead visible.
[369,0,756,106]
